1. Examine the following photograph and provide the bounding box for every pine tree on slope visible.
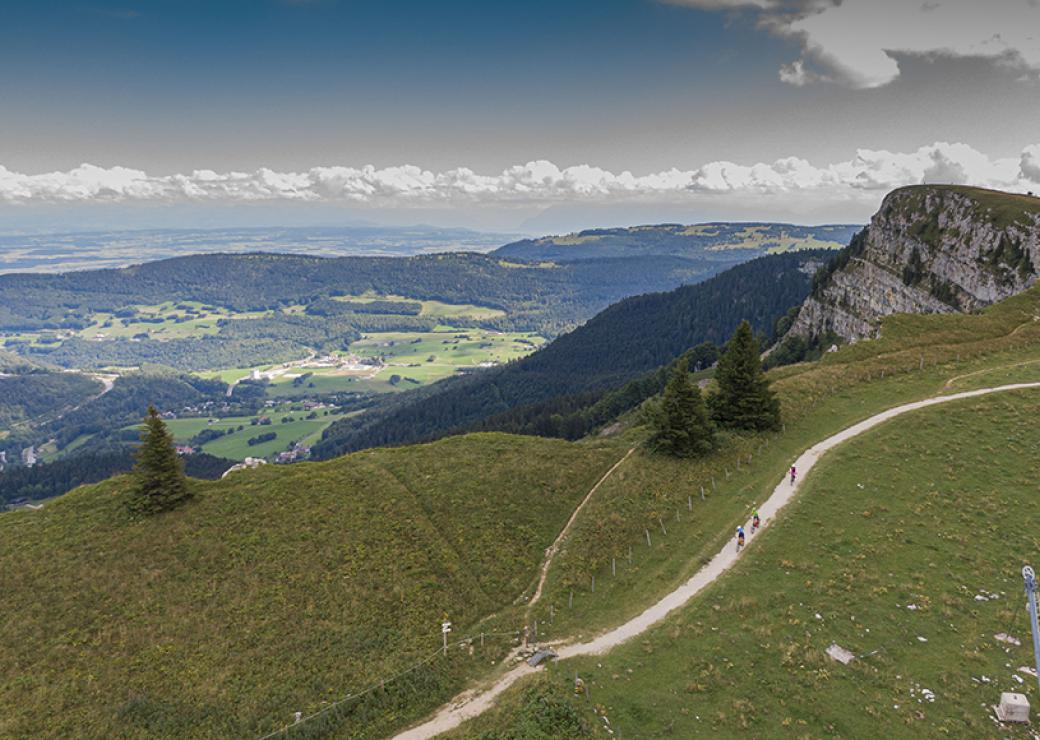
[650,357,715,458]
[711,320,781,432]
[129,405,191,515]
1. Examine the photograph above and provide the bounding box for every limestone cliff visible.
[788,186,1040,343]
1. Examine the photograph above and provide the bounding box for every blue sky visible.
[2,0,787,171]
[1,0,1039,231]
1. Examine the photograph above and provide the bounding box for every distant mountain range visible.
[0,221,859,274]
[494,222,860,263]
[0,225,521,274]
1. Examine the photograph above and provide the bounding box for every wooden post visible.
[645,528,652,547]
[480,632,484,647]
[919,355,924,370]
[569,590,573,608]
[688,494,692,511]
[700,485,705,501]
[549,605,554,624]
[659,518,667,535]
[711,476,716,491]
[611,557,616,576]
[725,467,730,479]
[675,508,680,523]
[591,576,595,593]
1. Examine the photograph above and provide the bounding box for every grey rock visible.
[789,187,1040,343]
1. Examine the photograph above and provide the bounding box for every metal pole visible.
[1023,566,1040,693]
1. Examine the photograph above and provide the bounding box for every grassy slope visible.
[525,287,1040,640]
[890,184,1040,230]
[504,391,1040,738]
[0,433,622,739]
[451,285,1040,737]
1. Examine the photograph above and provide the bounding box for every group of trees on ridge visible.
[649,320,781,458]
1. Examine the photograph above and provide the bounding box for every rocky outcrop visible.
[789,186,1040,343]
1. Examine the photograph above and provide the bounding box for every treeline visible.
[0,371,102,427]
[0,450,233,504]
[495,222,859,263]
[26,337,309,372]
[0,372,228,458]
[304,298,422,317]
[313,251,827,458]
[474,343,720,440]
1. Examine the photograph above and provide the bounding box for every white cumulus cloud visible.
[666,0,1040,88]
[1,142,1038,209]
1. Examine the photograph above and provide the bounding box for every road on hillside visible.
[392,382,1040,739]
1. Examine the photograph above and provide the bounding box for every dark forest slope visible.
[314,250,828,457]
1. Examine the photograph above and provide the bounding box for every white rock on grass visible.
[826,644,856,665]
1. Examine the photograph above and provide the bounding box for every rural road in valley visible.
[393,382,1040,739]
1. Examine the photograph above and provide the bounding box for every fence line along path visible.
[394,382,1040,739]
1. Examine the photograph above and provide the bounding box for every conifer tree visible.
[711,320,781,431]
[649,357,715,457]
[129,405,190,515]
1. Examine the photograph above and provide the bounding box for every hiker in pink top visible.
[789,465,797,485]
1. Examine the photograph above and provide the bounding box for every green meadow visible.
[0,434,622,739]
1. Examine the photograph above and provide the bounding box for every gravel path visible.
[393,382,1040,739]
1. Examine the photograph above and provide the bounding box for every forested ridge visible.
[0,251,724,337]
[313,251,827,457]
[0,450,232,505]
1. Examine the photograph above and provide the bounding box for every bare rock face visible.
[789,186,1040,343]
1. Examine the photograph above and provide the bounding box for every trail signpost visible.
[1023,567,1040,692]
[442,620,452,656]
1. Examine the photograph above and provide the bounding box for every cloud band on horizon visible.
[1,142,1039,209]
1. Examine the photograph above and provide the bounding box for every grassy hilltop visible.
[0,433,622,738]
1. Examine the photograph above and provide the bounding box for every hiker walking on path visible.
[751,510,760,533]
[789,465,797,485]
[736,526,745,551]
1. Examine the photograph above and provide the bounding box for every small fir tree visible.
[649,358,715,458]
[710,320,781,432]
[129,405,190,515]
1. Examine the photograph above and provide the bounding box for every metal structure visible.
[1022,566,1040,693]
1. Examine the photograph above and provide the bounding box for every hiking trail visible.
[393,382,1040,739]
